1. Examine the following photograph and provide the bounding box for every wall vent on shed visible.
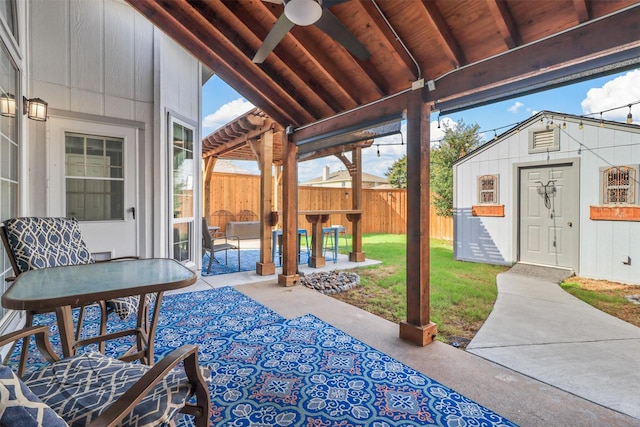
[528,126,560,154]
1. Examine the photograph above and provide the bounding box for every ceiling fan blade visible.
[314,9,371,61]
[253,13,296,63]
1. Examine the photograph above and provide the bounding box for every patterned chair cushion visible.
[3,217,93,273]
[106,294,157,321]
[0,365,68,427]
[22,352,193,427]
[4,217,142,320]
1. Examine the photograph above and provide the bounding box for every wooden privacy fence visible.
[205,172,453,240]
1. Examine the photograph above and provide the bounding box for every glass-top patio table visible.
[2,258,196,364]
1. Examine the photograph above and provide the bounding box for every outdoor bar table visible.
[1,258,196,363]
[300,210,362,267]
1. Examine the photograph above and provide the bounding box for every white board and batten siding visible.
[453,111,640,285]
[25,0,202,259]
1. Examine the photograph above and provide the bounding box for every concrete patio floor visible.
[177,252,638,427]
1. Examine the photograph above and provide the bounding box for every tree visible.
[385,155,407,188]
[430,119,481,217]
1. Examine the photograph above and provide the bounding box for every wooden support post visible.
[306,214,329,267]
[399,90,437,346]
[256,130,276,276]
[349,147,365,262]
[278,132,300,286]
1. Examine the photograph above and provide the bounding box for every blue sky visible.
[202,68,640,182]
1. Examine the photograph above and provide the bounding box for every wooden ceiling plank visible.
[202,0,338,119]
[222,0,358,113]
[127,0,299,125]
[357,1,419,82]
[573,0,591,23]
[160,0,315,124]
[419,0,467,68]
[255,0,387,103]
[485,0,521,49]
[430,6,640,111]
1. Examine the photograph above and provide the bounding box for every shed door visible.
[519,164,578,270]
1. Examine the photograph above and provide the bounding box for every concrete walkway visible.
[467,264,640,420]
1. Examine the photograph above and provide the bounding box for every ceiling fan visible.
[253,0,371,63]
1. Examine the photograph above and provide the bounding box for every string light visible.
[374,100,640,152]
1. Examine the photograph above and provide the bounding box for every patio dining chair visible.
[0,325,210,427]
[0,217,150,376]
[202,217,240,273]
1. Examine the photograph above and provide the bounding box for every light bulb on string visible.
[579,119,583,130]
[599,112,605,128]
[627,105,633,124]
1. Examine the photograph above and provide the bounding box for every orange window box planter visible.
[471,205,504,217]
[590,205,640,221]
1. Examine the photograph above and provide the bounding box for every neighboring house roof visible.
[453,110,640,166]
[301,168,388,186]
[213,159,258,175]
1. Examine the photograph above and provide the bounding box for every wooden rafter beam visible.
[204,0,336,119]
[126,0,295,125]
[357,1,419,82]
[430,5,640,112]
[131,0,313,126]
[223,0,357,114]
[256,1,387,103]
[419,0,466,68]
[573,0,591,23]
[485,0,521,49]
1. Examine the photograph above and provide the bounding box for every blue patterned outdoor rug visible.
[202,250,312,276]
[12,287,517,426]
[172,313,517,427]
[8,287,285,370]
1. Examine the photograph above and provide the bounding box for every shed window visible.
[601,166,638,205]
[478,174,499,204]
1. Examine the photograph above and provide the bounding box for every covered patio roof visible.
[126,0,640,346]
[126,0,639,129]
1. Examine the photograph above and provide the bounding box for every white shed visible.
[453,111,640,284]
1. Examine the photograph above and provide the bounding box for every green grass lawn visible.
[333,234,509,348]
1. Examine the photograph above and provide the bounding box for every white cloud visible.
[581,69,640,122]
[508,101,524,113]
[203,98,255,133]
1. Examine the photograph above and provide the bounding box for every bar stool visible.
[331,224,348,253]
[322,227,338,263]
[272,229,310,266]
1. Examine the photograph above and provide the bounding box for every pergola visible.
[201,107,373,276]
[126,0,640,346]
